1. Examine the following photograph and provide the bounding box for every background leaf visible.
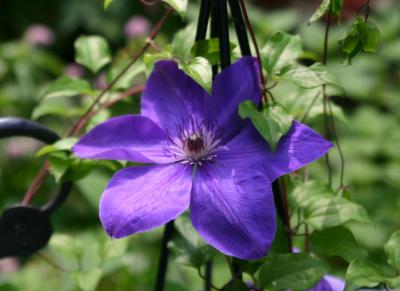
[258,253,329,290]
[261,32,302,76]
[74,36,111,74]
[384,230,400,271]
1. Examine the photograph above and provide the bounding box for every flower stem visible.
[154,220,174,291]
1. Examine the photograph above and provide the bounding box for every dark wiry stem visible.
[154,221,174,291]
[322,5,333,187]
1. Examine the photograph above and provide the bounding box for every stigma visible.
[164,119,220,165]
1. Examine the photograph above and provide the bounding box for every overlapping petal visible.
[100,164,192,238]
[217,121,333,182]
[190,162,276,260]
[73,115,172,163]
[269,121,333,180]
[141,60,211,135]
[211,56,260,141]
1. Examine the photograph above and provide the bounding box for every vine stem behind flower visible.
[238,0,267,104]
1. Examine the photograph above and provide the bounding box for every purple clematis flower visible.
[73,57,332,260]
[307,275,345,291]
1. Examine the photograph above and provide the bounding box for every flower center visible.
[164,120,220,165]
[186,134,205,153]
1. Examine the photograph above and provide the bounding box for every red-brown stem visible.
[22,9,173,205]
[238,0,267,104]
[68,8,173,136]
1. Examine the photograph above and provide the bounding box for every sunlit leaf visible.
[73,268,102,291]
[261,32,302,75]
[279,63,340,88]
[239,100,293,152]
[345,259,400,291]
[384,230,400,271]
[309,0,331,23]
[104,0,114,10]
[291,181,370,230]
[36,138,78,157]
[44,76,92,99]
[258,253,328,290]
[180,57,212,93]
[74,36,111,74]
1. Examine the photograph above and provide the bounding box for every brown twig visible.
[22,8,173,205]
[238,0,267,104]
[68,8,173,136]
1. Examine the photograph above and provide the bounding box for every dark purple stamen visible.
[187,135,205,153]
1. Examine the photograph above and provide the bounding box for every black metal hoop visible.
[0,117,73,258]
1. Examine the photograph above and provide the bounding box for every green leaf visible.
[258,253,329,290]
[309,0,331,23]
[180,57,212,93]
[32,98,86,119]
[339,18,380,64]
[168,214,215,269]
[104,0,114,10]
[48,153,70,182]
[173,23,196,59]
[73,268,102,291]
[74,36,111,74]
[384,230,400,271]
[45,234,83,272]
[143,47,174,75]
[304,196,370,230]
[36,137,78,157]
[44,76,92,99]
[261,32,302,75]
[191,38,236,66]
[345,259,400,291]
[162,0,187,18]
[311,226,368,262]
[358,20,380,52]
[239,101,293,151]
[291,181,370,230]
[279,63,340,88]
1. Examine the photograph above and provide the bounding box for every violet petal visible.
[100,164,192,238]
[211,56,260,142]
[141,60,211,135]
[73,115,172,163]
[190,162,276,260]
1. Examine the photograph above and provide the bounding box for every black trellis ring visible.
[0,117,72,259]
